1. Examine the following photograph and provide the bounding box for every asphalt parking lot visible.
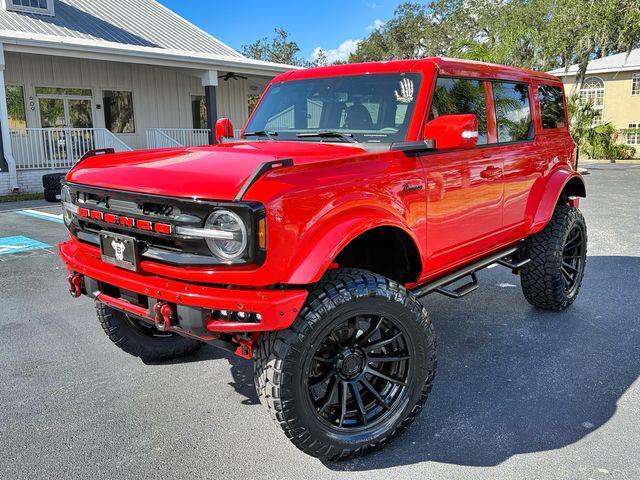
[1,163,639,480]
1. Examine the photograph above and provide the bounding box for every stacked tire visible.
[42,173,66,203]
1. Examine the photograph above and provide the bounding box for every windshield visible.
[245,73,422,143]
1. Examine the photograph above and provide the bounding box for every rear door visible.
[491,81,542,236]
[419,76,504,273]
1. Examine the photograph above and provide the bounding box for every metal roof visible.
[548,48,640,76]
[0,0,243,58]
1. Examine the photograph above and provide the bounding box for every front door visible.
[37,90,94,165]
[420,76,504,275]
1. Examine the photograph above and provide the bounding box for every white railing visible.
[9,128,133,170]
[146,128,210,149]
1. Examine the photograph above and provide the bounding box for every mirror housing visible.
[215,118,234,143]
[424,114,478,150]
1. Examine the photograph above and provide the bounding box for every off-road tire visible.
[96,303,203,361]
[520,205,587,310]
[254,269,437,461]
[42,173,65,190]
[44,188,60,203]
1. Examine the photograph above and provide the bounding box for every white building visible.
[0,0,293,195]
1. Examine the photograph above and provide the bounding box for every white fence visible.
[146,129,210,149]
[9,128,132,170]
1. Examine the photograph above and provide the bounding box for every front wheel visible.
[96,303,203,361]
[254,269,437,461]
[520,205,587,310]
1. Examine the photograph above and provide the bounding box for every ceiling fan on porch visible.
[218,72,249,81]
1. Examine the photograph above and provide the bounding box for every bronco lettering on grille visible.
[77,208,172,235]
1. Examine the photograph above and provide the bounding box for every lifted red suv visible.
[59,58,586,460]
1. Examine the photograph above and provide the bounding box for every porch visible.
[8,127,216,170]
[0,49,282,194]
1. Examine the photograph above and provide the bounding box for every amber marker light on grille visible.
[258,218,266,249]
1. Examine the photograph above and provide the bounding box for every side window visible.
[493,82,533,143]
[103,90,135,134]
[430,77,487,145]
[6,85,27,128]
[538,84,566,129]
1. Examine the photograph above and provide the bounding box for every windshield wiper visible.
[243,130,278,140]
[296,131,358,143]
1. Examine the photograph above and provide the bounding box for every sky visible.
[157,0,400,63]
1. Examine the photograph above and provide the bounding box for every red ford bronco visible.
[59,58,587,460]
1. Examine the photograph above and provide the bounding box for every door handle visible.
[480,166,502,179]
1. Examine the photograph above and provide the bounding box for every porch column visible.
[0,43,18,191]
[201,70,218,145]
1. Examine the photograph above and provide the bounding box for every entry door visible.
[38,95,94,165]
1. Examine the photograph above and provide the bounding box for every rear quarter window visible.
[538,84,567,129]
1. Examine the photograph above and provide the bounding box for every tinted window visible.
[103,91,135,134]
[246,73,421,143]
[430,77,487,145]
[539,84,566,129]
[493,82,533,143]
[192,95,207,129]
[6,85,26,129]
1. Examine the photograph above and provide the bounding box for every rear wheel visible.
[96,303,203,361]
[520,205,587,310]
[254,269,437,460]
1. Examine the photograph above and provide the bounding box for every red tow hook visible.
[153,302,175,331]
[67,274,83,298]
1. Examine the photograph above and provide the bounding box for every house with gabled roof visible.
[0,0,294,194]
[549,48,640,156]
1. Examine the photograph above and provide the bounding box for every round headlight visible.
[204,210,247,260]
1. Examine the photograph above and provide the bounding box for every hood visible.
[66,141,369,201]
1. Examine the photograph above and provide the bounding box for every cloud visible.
[366,19,385,31]
[311,39,360,64]
[366,2,380,8]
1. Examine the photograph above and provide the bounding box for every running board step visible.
[410,246,525,299]
[497,255,531,270]
[434,272,479,299]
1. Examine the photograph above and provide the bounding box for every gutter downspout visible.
[0,43,18,191]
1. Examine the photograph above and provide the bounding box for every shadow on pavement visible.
[141,255,639,468]
[143,341,260,405]
[324,255,640,470]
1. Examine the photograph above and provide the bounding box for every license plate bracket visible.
[100,231,139,271]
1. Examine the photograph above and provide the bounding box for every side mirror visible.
[215,118,234,143]
[424,114,478,150]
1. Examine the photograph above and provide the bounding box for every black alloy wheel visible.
[306,314,412,430]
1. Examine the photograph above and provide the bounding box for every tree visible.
[348,0,640,83]
[241,28,306,66]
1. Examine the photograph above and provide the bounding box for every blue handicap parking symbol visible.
[0,236,51,255]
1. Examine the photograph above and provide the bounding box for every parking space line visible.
[16,209,64,224]
[0,236,51,255]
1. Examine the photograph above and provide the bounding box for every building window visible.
[580,77,605,121]
[192,95,207,129]
[632,74,640,96]
[538,84,566,129]
[6,85,27,129]
[493,81,533,143]
[35,86,92,97]
[103,91,135,134]
[6,0,55,16]
[430,77,488,145]
[627,123,640,145]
